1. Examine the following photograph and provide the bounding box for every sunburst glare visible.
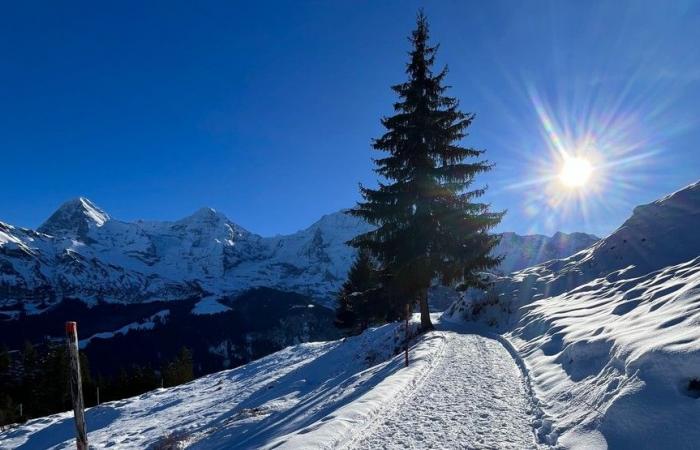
[559,156,593,188]
[492,79,683,237]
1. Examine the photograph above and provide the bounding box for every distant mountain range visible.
[0,198,371,317]
[0,198,597,319]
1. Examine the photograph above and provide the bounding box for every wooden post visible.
[96,387,100,406]
[404,303,410,367]
[65,321,88,450]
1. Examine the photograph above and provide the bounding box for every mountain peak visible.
[38,197,110,238]
[179,207,230,224]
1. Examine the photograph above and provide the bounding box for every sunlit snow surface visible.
[0,318,546,449]
[510,256,700,449]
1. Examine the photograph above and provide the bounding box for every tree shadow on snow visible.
[188,326,420,450]
[14,406,120,450]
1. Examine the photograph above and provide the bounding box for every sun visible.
[559,156,593,188]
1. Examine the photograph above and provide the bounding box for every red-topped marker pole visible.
[65,321,88,450]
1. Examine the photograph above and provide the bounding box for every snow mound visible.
[510,256,700,448]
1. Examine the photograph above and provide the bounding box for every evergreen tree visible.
[0,345,9,373]
[351,11,503,330]
[163,347,194,387]
[335,250,385,332]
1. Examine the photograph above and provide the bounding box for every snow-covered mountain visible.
[0,198,596,318]
[492,231,597,275]
[0,200,372,317]
[446,180,700,327]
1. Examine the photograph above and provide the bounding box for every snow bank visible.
[509,256,700,448]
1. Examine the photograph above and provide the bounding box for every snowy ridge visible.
[78,310,171,349]
[38,197,110,238]
[493,231,597,275]
[447,179,700,327]
[0,204,373,314]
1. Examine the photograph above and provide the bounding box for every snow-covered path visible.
[350,327,543,450]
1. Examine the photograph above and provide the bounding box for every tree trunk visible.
[418,288,433,330]
[404,303,410,367]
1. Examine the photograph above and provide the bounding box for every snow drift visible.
[512,256,700,448]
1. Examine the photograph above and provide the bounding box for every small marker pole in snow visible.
[404,303,410,367]
[96,387,100,406]
[65,321,88,450]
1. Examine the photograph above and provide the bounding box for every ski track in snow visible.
[350,328,542,450]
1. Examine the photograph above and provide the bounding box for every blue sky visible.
[1,1,699,237]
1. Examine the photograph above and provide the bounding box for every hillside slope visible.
[0,318,547,450]
[447,180,700,327]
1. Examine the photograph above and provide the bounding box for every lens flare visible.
[490,79,681,238]
[475,20,693,240]
[559,157,593,188]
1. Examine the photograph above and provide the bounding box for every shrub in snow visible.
[685,378,700,399]
[148,430,190,450]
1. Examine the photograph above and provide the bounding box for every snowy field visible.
[0,318,546,449]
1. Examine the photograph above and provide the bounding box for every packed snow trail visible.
[349,325,543,450]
